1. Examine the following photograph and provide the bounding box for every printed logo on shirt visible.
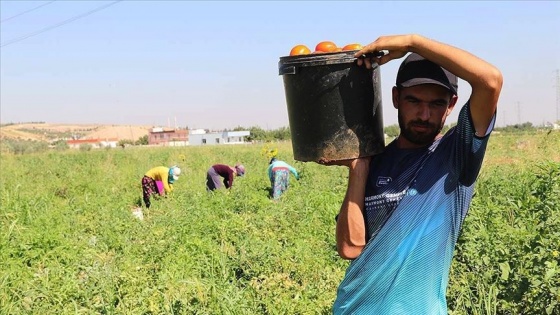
[376,176,392,187]
[365,191,406,208]
[407,188,418,196]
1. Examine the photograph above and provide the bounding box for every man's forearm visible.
[409,34,503,134]
[336,159,369,260]
[409,34,501,92]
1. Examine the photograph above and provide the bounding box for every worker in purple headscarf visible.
[206,163,245,191]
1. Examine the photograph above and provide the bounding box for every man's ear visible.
[392,86,399,109]
[446,95,458,116]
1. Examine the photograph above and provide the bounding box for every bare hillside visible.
[0,123,151,142]
[87,125,150,140]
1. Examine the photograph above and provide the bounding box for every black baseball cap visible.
[396,53,458,95]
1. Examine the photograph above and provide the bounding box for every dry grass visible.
[0,123,151,141]
[87,125,150,140]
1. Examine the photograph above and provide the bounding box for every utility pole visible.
[556,69,560,123]
[517,101,521,124]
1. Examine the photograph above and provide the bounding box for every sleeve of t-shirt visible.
[162,172,172,193]
[288,164,299,179]
[267,164,273,181]
[449,100,496,186]
[226,170,234,188]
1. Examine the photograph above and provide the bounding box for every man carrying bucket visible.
[331,34,502,314]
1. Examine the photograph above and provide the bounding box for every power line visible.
[0,1,122,48]
[0,1,57,23]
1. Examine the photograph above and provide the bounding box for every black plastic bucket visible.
[279,51,384,163]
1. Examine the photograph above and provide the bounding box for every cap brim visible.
[399,78,455,93]
[173,175,179,181]
[401,78,455,92]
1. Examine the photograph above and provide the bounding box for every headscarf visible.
[168,166,181,183]
[235,164,245,176]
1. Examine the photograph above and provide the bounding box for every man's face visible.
[392,84,457,147]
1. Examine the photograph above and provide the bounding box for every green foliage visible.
[17,128,87,140]
[0,139,49,154]
[495,122,535,133]
[441,122,456,134]
[269,126,291,141]
[384,124,400,137]
[0,133,558,314]
[51,139,69,151]
[0,143,346,314]
[135,135,149,145]
[117,135,147,147]
[118,139,135,147]
[244,126,268,142]
[0,121,45,127]
[234,126,291,142]
[449,161,560,315]
[79,143,93,151]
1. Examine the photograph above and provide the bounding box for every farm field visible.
[1,131,559,314]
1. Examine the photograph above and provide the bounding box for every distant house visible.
[189,128,207,135]
[67,138,118,149]
[189,130,250,146]
[148,127,189,146]
[543,122,560,130]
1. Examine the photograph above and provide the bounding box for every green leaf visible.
[499,262,510,281]
[544,266,556,282]
[546,300,557,315]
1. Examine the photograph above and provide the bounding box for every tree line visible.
[232,126,291,142]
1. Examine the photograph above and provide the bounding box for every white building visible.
[66,138,119,149]
[189,130,250,146]
[544,122,560,130]
[189,129,207,135]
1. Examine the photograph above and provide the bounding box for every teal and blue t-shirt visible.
[333,102,494,314]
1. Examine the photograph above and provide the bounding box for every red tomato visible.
[315,41,338,53]
[289,45,311,56]
[342,43,363,51]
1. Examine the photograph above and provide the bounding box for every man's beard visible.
[398,111,444,146]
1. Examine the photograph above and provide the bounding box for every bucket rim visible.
[279,50,360,67]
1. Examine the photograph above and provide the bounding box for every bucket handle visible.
[279,65,296,75]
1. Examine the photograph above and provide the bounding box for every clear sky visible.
[1,1,559,130]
